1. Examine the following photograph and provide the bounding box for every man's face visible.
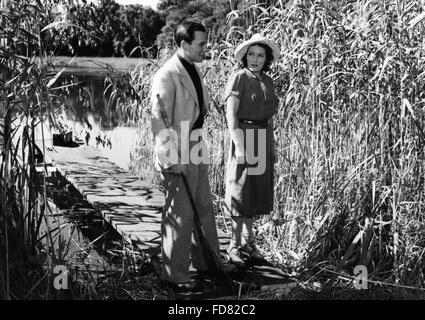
[183,31,207,63]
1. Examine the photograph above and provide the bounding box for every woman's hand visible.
[167,164,188,175]
[226,96,246,164]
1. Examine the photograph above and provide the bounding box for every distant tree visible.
[44,0,164,57]
[120,5,164,57]
[156,0,231,49]
[157,0,188,11]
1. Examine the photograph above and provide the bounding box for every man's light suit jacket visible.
[151,53,209,171]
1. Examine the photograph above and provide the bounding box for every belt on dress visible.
[239,118,269,127]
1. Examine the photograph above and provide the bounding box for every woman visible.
[224,34,279,267]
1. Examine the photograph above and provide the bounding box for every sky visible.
[114,0,161,9]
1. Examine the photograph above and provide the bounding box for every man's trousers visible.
[160,160,220,284]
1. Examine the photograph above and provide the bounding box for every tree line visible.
[43,0,232,58]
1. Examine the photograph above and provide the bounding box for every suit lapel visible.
[174,54,199,106]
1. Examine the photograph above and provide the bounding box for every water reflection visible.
[61,75,130,129]
[59,75,138,171]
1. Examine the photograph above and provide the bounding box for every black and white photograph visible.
[1,0,425,307]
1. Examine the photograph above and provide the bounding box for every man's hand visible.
[168,164,188,175]
[272,148,278,164]
[235,149,245,164]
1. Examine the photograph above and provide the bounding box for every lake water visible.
[58,75,140,171]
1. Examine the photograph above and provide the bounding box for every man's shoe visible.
[227,246,246,268]
[163,279,206,293]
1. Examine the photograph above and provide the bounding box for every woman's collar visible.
[244,68,263,81]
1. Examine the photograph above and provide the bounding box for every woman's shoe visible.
[240,242,266,263]
[227,246,246,268]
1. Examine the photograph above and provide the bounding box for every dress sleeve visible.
[224,71,244,102]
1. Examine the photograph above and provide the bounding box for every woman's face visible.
[246,45,267,74]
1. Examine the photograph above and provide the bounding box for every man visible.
[150,21,220,290]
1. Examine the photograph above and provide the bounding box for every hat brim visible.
[234,38,280,64]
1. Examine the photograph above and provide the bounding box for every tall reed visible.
[0,0,77,299]
[129,0,425,288]
[225,0,425,287]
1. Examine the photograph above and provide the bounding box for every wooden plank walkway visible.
[40,141,296,299]
[42,142,231,256]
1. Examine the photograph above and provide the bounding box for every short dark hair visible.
[174,21,207,47]
[238,43,274,72]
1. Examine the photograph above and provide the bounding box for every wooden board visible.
[43,143,164,255]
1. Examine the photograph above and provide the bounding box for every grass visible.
[1,0,58,299]
[126,0,425,297]
[40,172,171,300]
[3,0,425,300]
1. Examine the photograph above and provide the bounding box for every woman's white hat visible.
[234,33,280,63]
